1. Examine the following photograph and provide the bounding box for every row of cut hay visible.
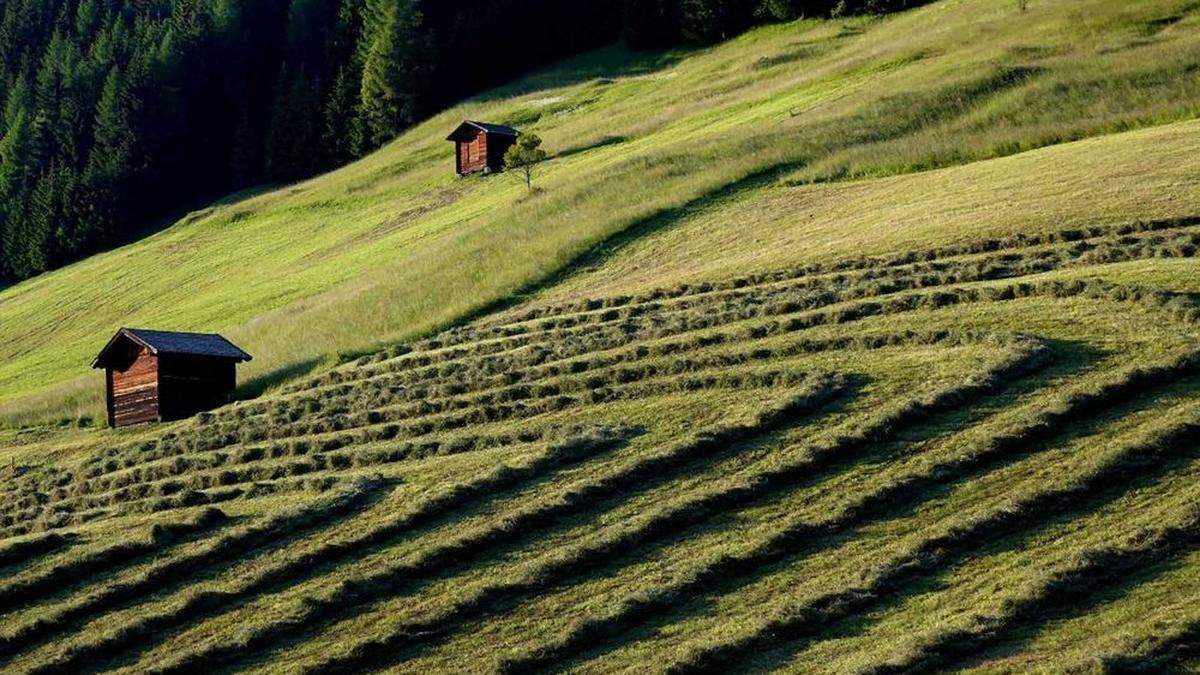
[778,402,1200,675]
[0,467,75,518]
[0,533,72,571]
[2,464,380,539]
[49,275,1200,532]
[72,234,1198,485]
[0,480,382,664]
[295,272,1200,412]
[495,349,1200,672]
[76,424,550,502]
[658,402,1200,674]
[5,455,383,537]
[276,224,1190,395]
[418,226,1200,354]
[133,384,845,674]
[1083,589,1200,673]
[13,369,824,532]
[56,220,1197,489]
[0,508,227,618]
[4,481,340,541]
[441,216,1200,342]
[272,346,1045,675]
[68,274,1200,508]
[78,422,555,492]
[203,327,1033,446]
[18,428,643,675]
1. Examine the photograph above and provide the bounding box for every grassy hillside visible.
[0,0,1200,672]
[2,0,1200,424]
[2,207,1199,673]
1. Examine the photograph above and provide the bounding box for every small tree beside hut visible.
[504,133,549,190]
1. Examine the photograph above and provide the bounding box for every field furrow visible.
[231,345,1041,673]
[485,353,1199,673]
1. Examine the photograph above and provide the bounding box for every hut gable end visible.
[109,346,160,427]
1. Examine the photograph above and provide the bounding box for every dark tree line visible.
[622,0,925,47]
[0,0,920,282]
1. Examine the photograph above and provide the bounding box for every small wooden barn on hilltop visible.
[92,328,252,428]
[447,120,520,176]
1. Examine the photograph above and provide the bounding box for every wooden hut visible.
[446,120,520,176]
[92,328,252,428]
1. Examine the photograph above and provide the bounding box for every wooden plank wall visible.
[111,347,159,427]
[459,130,489,174]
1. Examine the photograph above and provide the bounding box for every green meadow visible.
[1,0,1200,672]
[2,0,1199,424]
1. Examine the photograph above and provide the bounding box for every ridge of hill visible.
[2,0,1199,424]
[0,0,1199,671]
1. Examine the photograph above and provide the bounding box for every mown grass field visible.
[2,0,1200,424]
[1,0,1200,672]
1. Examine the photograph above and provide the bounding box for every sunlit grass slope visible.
[1,211,1198,673]
[3,4,1200,668]
[3,0,1200,423]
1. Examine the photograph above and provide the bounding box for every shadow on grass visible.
[447,157,810,333]
[735,365,1200,673]
[786,439,1200,674]
[193,384,864,672]
[554,135,628,160]
[474,44,689,102]
[70,489,389,675]
[545,344,1119,670]
[235,357,323,402]
[952,549,1196,672]
[92,429,644,672]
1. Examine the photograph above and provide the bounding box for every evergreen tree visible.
[324,67,361,165]
[359,0,429,148]
[18,168,56,275]
[758,0,802,19]
[264,64,296,180]
[2,74,32,136]
[0,109,35,277]
[80,66,135,249]
[50,164,81,261]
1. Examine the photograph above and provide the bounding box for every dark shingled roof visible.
[445,120,520,141]
[92,328,252,368]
